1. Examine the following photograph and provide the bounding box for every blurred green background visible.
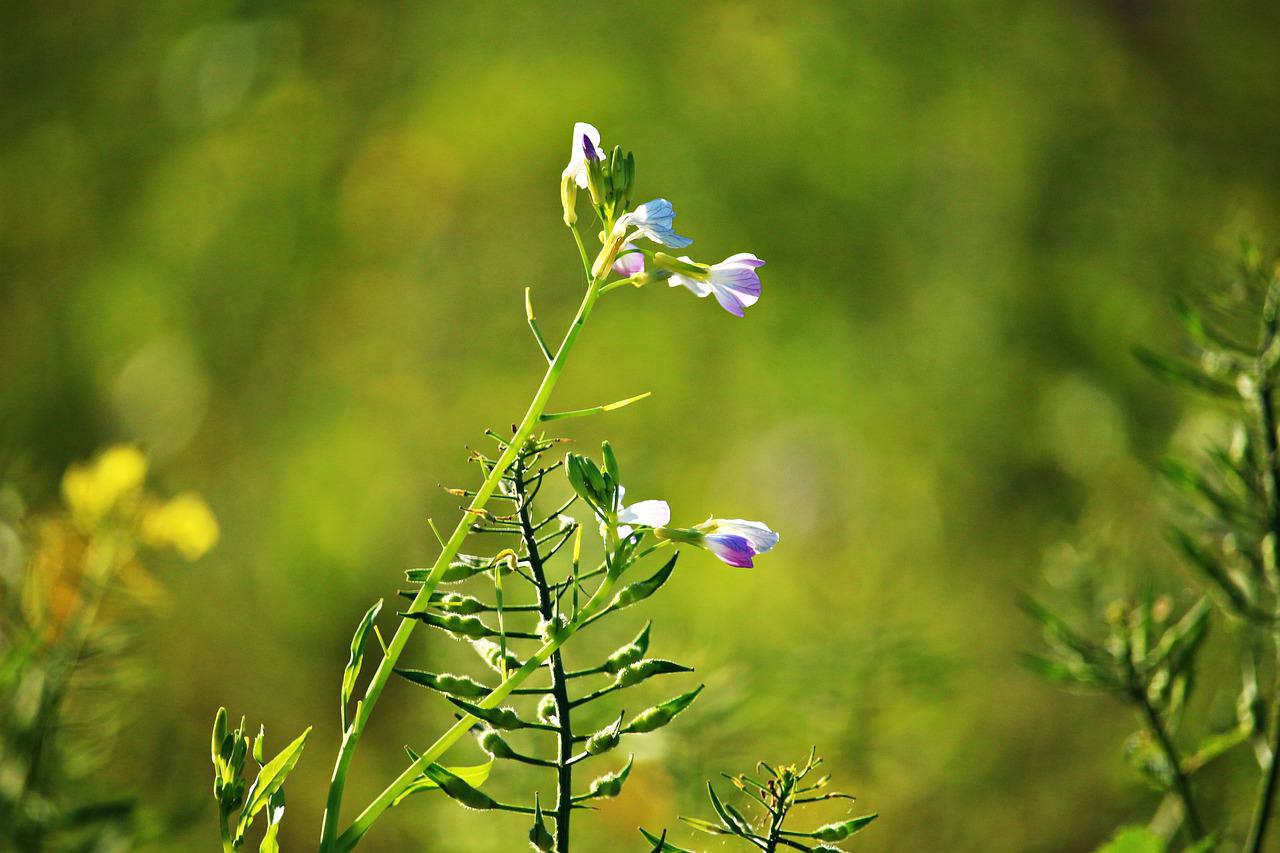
[4,0,1280,850]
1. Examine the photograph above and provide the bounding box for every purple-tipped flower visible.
[658,518,779,567]
[612,243,646,277]
[601,485,671,540]
[668,253,765,318]
[562,122,606,189]
[615,199,693,250]
[700,519,779,567]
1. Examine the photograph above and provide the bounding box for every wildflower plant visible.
[1025,242,1280,851]
[640,749,877,852]
[211,122,781,852]
[0,446,218,849]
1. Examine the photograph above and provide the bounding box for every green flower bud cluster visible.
[644,749,876,852]
[209,707,311,851]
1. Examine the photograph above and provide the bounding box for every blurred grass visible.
[3,1,1280,850]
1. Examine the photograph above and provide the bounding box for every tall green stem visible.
[317,273,604,852]
[514,459,575,852]
[335,567,623,850]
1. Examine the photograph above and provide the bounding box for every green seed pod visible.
[537,694,558,725]
[812,814,878,841]
[478,727,516,759]
[447,696,529,730]
[422,611,491,639]
[432,592,488,614]
[586,714,625,755]
[471,639,522,674]
[394,669,491,698]
[604,623,652,674]
[616,659,693,688]
[539,614,569,643]
[623,685,704,735]
[584,755,634,799]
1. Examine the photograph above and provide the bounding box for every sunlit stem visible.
[335,568,626,851]
[569,223,592,279]
[525,288,554,364]
[317,270,606,852]
[541,391,651,422]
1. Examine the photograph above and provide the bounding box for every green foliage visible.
[209,709,311,851]
[390,438,702,849]
[1026,243,1280,850]
[645,749,875,852]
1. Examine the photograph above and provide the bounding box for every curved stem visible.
[318,273,604,851]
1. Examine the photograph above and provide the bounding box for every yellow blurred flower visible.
[140,492,219,561]
[61,445,148,527]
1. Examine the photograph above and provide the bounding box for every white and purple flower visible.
[614,199,693,250]
[601,485,671,540]
[667,253,765,318]
[562,122,605,189]
[657,517,779,567]
[698,518,780,568]
[612,243,646,277]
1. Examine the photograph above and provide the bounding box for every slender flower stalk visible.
[208,120,776,852]
[318,266,607,851]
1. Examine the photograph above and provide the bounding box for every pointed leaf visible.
[235,726,312,841]
[639,828,697,852]
[391,760,494,806]
[342,600,383,728]
[609,555,678,611]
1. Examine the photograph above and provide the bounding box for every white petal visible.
[711,519,779,553]
[617,499,671,528]
[669,273,713,297]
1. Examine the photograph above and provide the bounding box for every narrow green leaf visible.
[678,815,733,835]
[707,782,748,835]
[639,828,697,852]
[609,555,679,612]
[235,726,312,841]
[391,760,494,807]
[341,600,383,729]
[421,763,501,810]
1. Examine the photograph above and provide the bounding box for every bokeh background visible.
[5,1,1280,850]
